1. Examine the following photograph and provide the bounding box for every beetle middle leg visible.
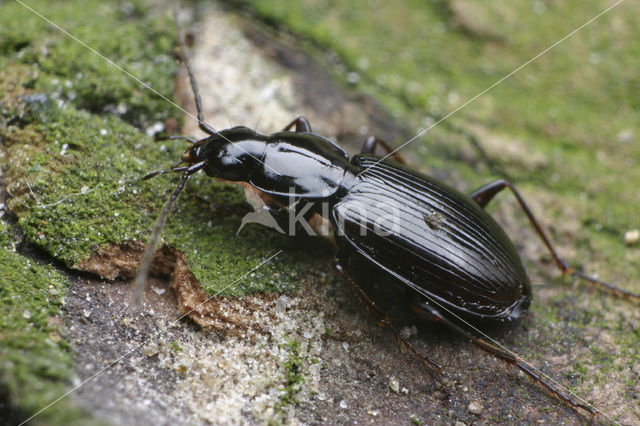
[282,116,312,133]
[333,260,442,371]
[360,136,407,165]
[411,300,598,418]
[469,179,640,300]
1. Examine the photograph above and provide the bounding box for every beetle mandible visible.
[134,9,640,420]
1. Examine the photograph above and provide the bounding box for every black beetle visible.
[134,12,640,420]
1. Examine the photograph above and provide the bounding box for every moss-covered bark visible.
[0,223,90,425]
[1,0,317,296]
[1,0,638,423]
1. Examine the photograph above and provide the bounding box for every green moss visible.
[567,362,588,386]
[0,230,89,424]
[275,340,306,414]
[171,341,183,352]
[0,1,322,422]
[0,222,8,246]
[1,0,324,298]
[0,0,176,129]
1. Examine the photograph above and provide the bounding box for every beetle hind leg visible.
[333,260,442,371]
[412,300,599,418]
[469,179,640,301]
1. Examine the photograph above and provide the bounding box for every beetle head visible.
[144,126,266,181]
[192,126,267,181]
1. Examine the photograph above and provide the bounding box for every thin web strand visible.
[14,0,281,176]
[358,0,626,175]
[18,250,283,426]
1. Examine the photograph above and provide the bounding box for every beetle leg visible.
[469,179,640,300]
[282,116,312,133]
[360,136,408,165]
[412,300,599,418]
[333,261,442,371]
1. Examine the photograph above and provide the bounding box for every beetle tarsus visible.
[572,270,640,301]
[412,300,599,418]
[333,260,442,371]
[469,178,639,301]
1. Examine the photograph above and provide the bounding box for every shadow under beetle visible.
[135,9,640,420]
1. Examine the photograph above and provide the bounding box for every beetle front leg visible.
[333,260,442,371]
[412,300,599,419]
[360,136,407,165]
[282,116,312,133]
[469,179,640,300]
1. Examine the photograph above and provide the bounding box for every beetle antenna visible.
[142,164,189,181]
[132,168,191,306]
[154,135,197,144]
[572,270,640,301]
[174,2,213,135]
[253,105,268,133]
[141,156,190,180]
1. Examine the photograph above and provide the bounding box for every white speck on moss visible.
[145,122,164,137]
[623,229,640,245]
